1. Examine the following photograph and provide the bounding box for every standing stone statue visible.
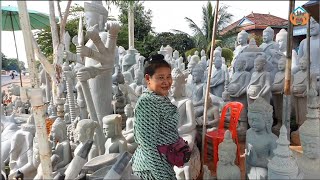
[76,1,121,121]
[268,125,303,179]
[271,57,286,135]
[246,97,277,180]
[225,57,251,139]
[247,54,271,104]
[259,27,279,60]
[298,17,320,77]
[297,87,320,179]
[210,56,225,97]
[231,30,249,75]
[217,130,241,180]
[122,104,137,154]
[291,57,309,126]
[102,114,128,154]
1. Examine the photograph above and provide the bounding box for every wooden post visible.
[17,1,39,88]
[307,17,311,94]
[30,88,53,179]
[282,0,295,139]
[201,0,220,169]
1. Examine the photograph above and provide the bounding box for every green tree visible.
[143,32,195,58]
[116,2,153,51]
[1,53,25,71]
[173,2,233,55]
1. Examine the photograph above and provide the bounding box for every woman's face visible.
[145,67,172,96]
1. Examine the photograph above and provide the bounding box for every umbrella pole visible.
[201,0,219,171]
[9,12,23,87]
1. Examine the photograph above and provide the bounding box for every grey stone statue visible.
[246,97,277,179]
[210,56,225,97]
[122,104,137,154]
[225,57,251,139]
[122,47,138,78]
[231,30,249,75]
[217,130,241,180]
[297,88,320,179]
[271,57,286,135]
[102,114,128,154]
[259,27,279,60]
[247,54,271,105]
[268,125,303,179]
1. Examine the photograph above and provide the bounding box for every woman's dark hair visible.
[143,54,171,76]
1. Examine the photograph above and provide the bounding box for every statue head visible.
[122,71,134,84]
[194,50,199,56]
[254,54,267,72]
[234,56,246,72]
[191,64,205,84]
[214,56,222,69]
[112,67,125,85]
[173,50,179,59]
[214,46,222,57]
[102,114,122,138]
[171,68,186,97]
[275,29,287,52]
[310,17,320,36]
[278,57,286,71]
[84,1,108,31]
[50,117,67,142]
[201,49,206,57]
[75,119,97,143]
[263,26,274,43]
[237,30,249,45]
[190,53,200,65]
[298,57,308,71]
[22,114,36,136]
[248,97,273,133]
[218,130,237,165]
[187,58,198,70]
[124,104,134,118]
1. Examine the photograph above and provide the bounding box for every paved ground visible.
[1,75,31,92]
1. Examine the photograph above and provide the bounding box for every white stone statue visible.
[268,125,303,179]
[122,104,137,154]
[259,27,279,60]
[186,55,200,85]
[246,97,277,180]
[74,119,99,161]
[164,45,173,61]
[271,57,286,135]
[118,46,127,69]
[298,17,320,76]
[49,117,72,171]
[297,88,320,179]
[247,54,271,105]
[231,30,249,74]
[122,47,137,78]
[102,114,128,154]
[217,130,241,180]
[8,117,37,179]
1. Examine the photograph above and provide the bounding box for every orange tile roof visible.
[220,12,288,35]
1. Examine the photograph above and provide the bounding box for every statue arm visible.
[178,100,196,134]
[298,39,305,59]
[238,73,251,96]
[258,73,271,97]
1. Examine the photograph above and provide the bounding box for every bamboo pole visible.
[17,1,39,88]
[282,0,295,139]
[201,0,220,168]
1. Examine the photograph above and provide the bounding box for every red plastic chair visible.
[204,101,244,172]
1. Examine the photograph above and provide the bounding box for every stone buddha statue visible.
[49,117,71,171]
[118,46,126,68]
[123,71,134,85]
[122,104,137,154]
[130,68,145,96]
[292,57,308,126]
[186,55,200,85]
[158,45,167,56]
[225,57,251,139]
[259,27,279,59]
[298,17,320,76]
[122,47,137,78]
[268,125,303,179]
[74,119,98,161]
[112,87,127,124]
[271,57,286,135]
[246,97,277,179]
[231,30,249,74]
[172,50,180,69]
[102,114,128,154]
[217,130,241,180]
[247,54,271,104]
[210,56,225,97]
[9,117,37,179]
[297,88,320,179]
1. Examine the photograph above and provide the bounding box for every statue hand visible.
[76,46,91,58]
[77,66,101,81]
[86,24,100,41]
[64,51,73,61]
[76,70,91,82]
[106,22,121,36]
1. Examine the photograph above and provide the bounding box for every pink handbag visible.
[157,137,192,167]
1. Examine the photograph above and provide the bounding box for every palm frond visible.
[184,17,205,37]
[170,29,190,35]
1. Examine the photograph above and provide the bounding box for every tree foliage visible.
[1,53,26,71]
